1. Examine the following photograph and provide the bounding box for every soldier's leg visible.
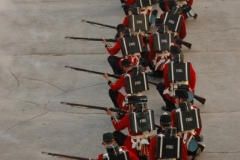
[113,131,127,146]
[182,5,198,19]
[158,0,167,12]
[107,56,123,75]
[138,156,148,160]
[121,3,129,15]
[109,89,120,108]
[140,49,150,67]
[156,82,175,111]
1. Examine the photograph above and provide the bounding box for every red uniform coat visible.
[97,146,139,160]
[123,0,135,6]
[110,72,130,110]
[112,114,150,155]
[149,133,188,160]
[160,13,187,39]
[123,16,129,28]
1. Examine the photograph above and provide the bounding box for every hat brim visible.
[118,28,126,33]
[125,101,135,105]
[122,64,132,67]
[160,122,172,125]
[103,138,114,142]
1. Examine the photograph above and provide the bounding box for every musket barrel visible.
[60,102,127,114]
[41,151,93,160]
[81,19,116,29]
[65,66,120,79]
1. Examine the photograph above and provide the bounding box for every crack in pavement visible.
[2,97,50,111]
[0,76,108,133]
[6,69,20,97]
[191,28,240,35]
[27,53,106,56]
[13,0,67,3]
[0,96,105,115]
[197,71,240,74]
[43,82,106,109]
[2,111,49,135]
[201,110,240,114]
[204,151,240,154]
[19,77,66,92]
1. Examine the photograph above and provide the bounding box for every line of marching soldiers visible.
[42,0,206,160]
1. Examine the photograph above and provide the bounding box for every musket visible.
[61,102,161,129]
[174,36,192,49]
[148,81,206,105]
[194,94,206,105]
[60,102,128,114]
[82,20,153,35]
[65,37,117,43]
[65,66,120,79]
[81,20,117,29]
[41,151,95,160]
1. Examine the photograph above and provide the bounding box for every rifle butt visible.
[194,95,206,105]
[182,41,192,49]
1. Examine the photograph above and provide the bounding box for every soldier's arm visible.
[109,75,125,91]
[189,63,196,92]
[105,39,121,56]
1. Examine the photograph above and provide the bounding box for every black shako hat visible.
[160,112,172,125]
[116,24,126,33]
[155,18,164,26]
[175,89,188,99]
[171,6,182,15]
[168,1,177,11]
[126,96,141,104]
[157,25,165,33]
[103,132,114,142]
[121,59,132,67]
[170,45,181,54]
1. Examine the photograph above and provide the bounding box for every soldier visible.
[115,24,128,39]
[156,45,196,111]
[120,0,136,15]
[97,132,139,160]
[171,89,205,160]
[103,59,133,111]
[106,96,153,160]
[160,4,187,40]
[148,18,176,78]
[103,28,141,75]
[149,113,188,160]
[165,0,198,19]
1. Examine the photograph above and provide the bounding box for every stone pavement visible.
[0,0,240,159]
